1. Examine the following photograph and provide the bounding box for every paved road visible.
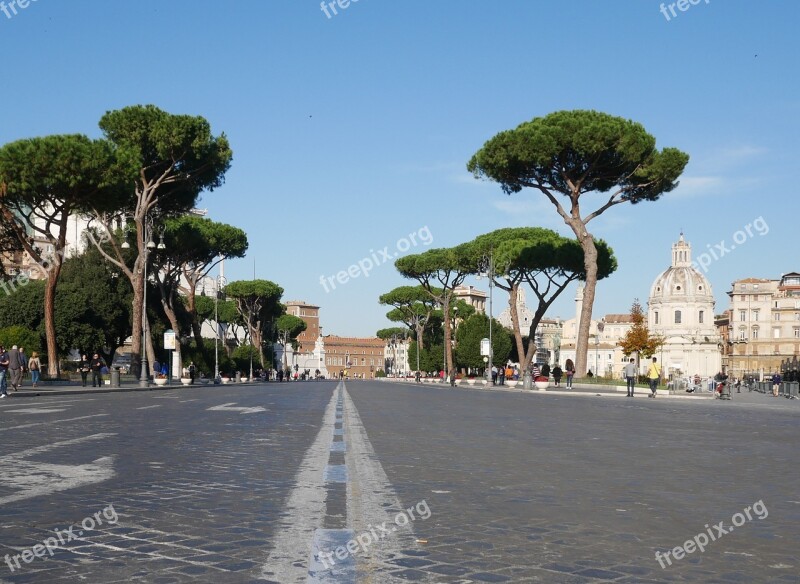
[0,381,797,583]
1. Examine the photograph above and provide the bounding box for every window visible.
[752,327,759,340]
[739,310,746,322]
[794,328,800,339]
[775,313,781,321]
[699,310,704,324]
[674,310,682,324]
[774,328,781,339]
[753,310,760,321]
[654,311,659,325]
[739,328,746,341]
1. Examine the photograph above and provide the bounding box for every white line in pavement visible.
[207,402,266,414]
[342,385,432,582]
[2,407,67,414]
[136,405,162,410]
[0,433,116,505]
[0,413,108,432]
[259,388,339,582]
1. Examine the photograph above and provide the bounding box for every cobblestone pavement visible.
[0,381,797,583]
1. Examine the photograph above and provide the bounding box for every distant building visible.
[648,234,722,378]
[324,336,386,379]
[453,285,487,314]
[727,273,800,376]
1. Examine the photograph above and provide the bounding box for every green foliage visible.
[454,313,512,369]
[619,299,665,359]
[56,248,133,357]
[376,327,408,340]
[0,325,41,354]
[408,340,446,372]
[163,216,248,267]
[181,338,233,377]
[467,109,689,202]
[195,295,240,325]
[0,279,45,331]
[374,369,387,378]
[275,314,306,339]
[231,344,260,373]
[99,104,233,214]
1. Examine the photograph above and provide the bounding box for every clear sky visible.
[2,0,798,336]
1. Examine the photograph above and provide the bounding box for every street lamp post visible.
[214,274,227,382]
[595,320,605,378]
[477,251,494,384]
[123,216,164,388]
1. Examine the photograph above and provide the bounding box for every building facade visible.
[727,273,800,376]
[324,336,386,378]
[453,285,487,314]
[648,234,722,378]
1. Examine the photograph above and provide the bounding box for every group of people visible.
[0,345,42,397]
[78,353,108,388]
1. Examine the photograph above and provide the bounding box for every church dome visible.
[649,234,714,302]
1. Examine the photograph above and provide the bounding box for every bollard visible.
[235,371,241,383]
[789,381,799,399]
[110,367,121,388]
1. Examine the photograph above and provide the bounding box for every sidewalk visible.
[382,377,715,400]
[1,379,270,399]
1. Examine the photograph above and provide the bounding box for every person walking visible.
[90,353,105,388]
[8,345,22,391]
[27,352,41,388]
[491,365,497,386]
[624,358,637,397]
[188,361,196,385]
[552,364,563,387]
[564,358,575,389]
[772,371,781,397]
[647,357,662,398]
[18,346,28,388]
[0,346,9,398]
[79,354,90,387]
[498,365,505,386]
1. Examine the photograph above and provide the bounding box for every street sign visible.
[480,338,490,356]
[164,330,176,350]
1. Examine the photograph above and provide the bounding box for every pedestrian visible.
[18,346,27,387]
[498,366,505,385]
[79,354,90,386]
[90,353,105,388]
[564,359,575,389]
[0,345,9,398]
[735,377,741,393]
[624,358,637,397]
[450,368,457,387]
[8,345,22,391]
[541,363,550,379]
[188,361,196,384]
[531,362,541,379]
[491,365,497,385]
[647,357,662,398]
[27,351,41,388]
[552,364,563,387]
[772,371,781,397]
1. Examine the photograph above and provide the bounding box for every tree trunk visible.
[43,262,62,377]
[443,299,453,375]
[130,269,144,373]
[575,235,600,377]
[508,284,526,366]
[145,313,157,377]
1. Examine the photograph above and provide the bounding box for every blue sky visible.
[2,0,798,336]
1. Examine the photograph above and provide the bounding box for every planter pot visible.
[240,377,249,383]
[180,378,192,386]
[534,380,549,391]
[466,379,476,385]
[221,377,231,384]
[154,378,168,386]
[506,380,518,388]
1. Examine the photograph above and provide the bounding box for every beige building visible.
[727,273,800,376]
[453,285,487,314]
[559,286,634,378]
[324,336,386,378]
[648,234,722,378]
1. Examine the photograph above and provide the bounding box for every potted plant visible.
[154,373,168,386]
[534,375,549,390]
